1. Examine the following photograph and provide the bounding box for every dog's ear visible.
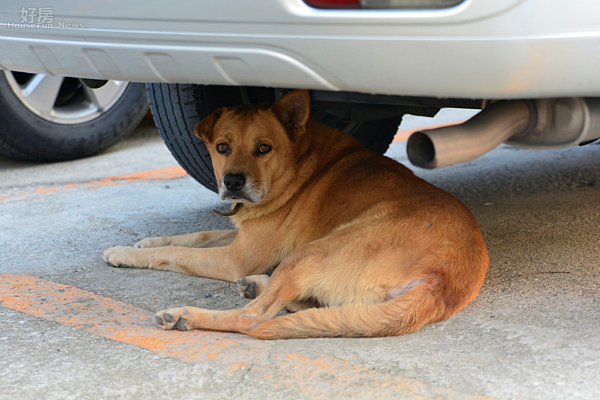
[193,109,224,143]
[273,90,310,139]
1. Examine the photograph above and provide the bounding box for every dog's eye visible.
[216,143,229,154]
[258,144,272,154]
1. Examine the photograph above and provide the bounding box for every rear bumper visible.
[1,0,599,99]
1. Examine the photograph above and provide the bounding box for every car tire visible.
[146,84,401,193]
[0,73,148,162]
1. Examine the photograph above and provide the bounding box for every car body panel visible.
[0,0,599,98]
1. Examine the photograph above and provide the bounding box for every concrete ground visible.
[1,114,599,400]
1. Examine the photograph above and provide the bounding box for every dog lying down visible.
[103,90,489,339]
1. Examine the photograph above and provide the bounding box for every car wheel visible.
[0,71,148,162]
[146,84,401,192]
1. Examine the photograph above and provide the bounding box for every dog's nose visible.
[223,174,246,192]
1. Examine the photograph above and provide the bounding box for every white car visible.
[1,0,598,189]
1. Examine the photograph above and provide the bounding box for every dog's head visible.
[194,90,310,205]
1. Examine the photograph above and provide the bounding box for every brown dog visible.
[103,90,488,339]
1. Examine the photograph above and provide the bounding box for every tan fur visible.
[103,90,489,339]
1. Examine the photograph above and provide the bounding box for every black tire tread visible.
[146,83,218,191]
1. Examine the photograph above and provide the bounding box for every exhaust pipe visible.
[407,98,600,169]
[407,100,533,169]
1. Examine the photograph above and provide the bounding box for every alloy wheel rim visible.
[4,71,128,125]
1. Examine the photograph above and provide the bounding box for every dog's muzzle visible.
[220,173,264,203]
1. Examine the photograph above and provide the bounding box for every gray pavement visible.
[1,116,599,399]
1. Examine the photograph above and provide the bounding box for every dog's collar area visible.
[213,203,242,217]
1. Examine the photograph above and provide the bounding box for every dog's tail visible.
[246,277,455,339]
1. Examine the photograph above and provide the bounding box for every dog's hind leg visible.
[246,277,446,339]
[153,236,360,333]
[155,266,302,333]
[134,230,237,249]
[237,274,319,312]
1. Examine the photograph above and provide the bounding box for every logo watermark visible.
[7,7,85,29]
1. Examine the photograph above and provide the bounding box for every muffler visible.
[407,98,600,169]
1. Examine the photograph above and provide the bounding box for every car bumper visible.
[1,0,599,99]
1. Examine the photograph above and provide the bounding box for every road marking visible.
[0,166,187,202]
[0,273,489,399]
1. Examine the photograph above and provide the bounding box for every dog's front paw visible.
[134,237,172,249]
[103,246,145,268]
[155,308,190,331]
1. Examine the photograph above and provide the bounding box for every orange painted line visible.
[0,273,490,399]
[0,166,187,202]
[393,119,468,143]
